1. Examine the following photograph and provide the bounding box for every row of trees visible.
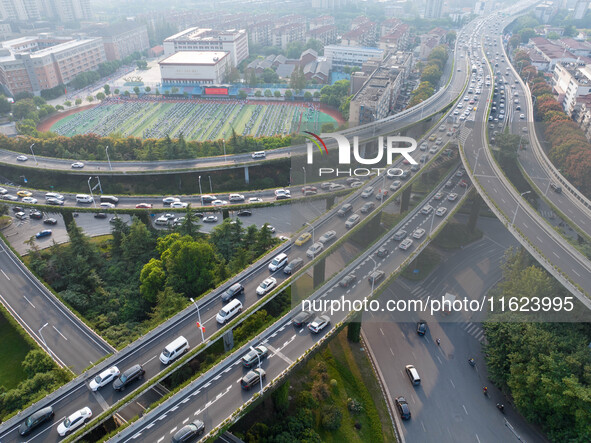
[2,129,291,162]
[28,212,278,347]
[514,49,591,197]
[408,45,448,108]
[319,80,351,120]
[483,248,591,441]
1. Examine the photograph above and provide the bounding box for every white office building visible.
[159,51,230,85]
[324,45,384,71]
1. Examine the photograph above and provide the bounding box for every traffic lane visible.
[465,87,591,296]
[0,240,111,372]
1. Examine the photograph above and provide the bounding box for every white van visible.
[268,253,288,272]
[252,151,266,159]
[159,336,189,364]
[216,299,243,324]
[76,194,94,203]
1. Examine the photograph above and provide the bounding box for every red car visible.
[301,186,317,193]
[135,203,153,208]
[459,179,469,188]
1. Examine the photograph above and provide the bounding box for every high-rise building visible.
[163,28,248,67]
[425,0,443,19]
[0,0,41,21]
[91,23,150,61]
[0,0,91,22]
[574,0,589,20]
[0,36,105,96]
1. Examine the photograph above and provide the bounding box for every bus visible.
[471,64,477,73]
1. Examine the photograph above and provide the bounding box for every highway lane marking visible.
[573,269,581,277]
[169,426,178,434]
[142,355,157,366]
[1,269,9,280]
[171,405,178,412]
[157,437,164,443]
[552,251,559,258]
[476,433,481,443]
[522,223,528,228]
[267,344,294,365]
[146,423,154,429]
[380,328,384,336]
[390,348,394,356]
[437,356,442,365]
[203,381,211,388]
[23,295,35,308]
[450,379,455,389]
[421,421,427,432]
[53,325,68,340]
[463,404,468,415]
[183,418,189,424]
[182,397,190,404]
[92,390,110,411]
[213,374,221,381]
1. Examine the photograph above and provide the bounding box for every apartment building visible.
[271,22,306,49]
[163,28,249,67]
[92,23,150,62]
[341,22,378,47]
[425,0,443,19]
[324,45,384,71]
[306,25,337,46]
[0,0,91,22]
[552,63,591,116]
[309,15,335,30]
[349,66,403,124]
[0,36,105,96]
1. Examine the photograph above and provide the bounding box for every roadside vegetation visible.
[231,330,394,442]
[483,248,591,442]
[408,45,449,108]
[27,210,278,347]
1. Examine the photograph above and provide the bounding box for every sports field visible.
[50,98,339,141]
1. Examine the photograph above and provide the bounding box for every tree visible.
[272,381,290,414]
[264,89,272,97]
[86,95,94,103]
[313,91,320,99]
[75,98,82,105]
[290,66,307,92]
[248,70,258,87]
[304,91,313,101]
[22,350,55,378]
[103,84,110,95]
[171,87,179,95]
[136,60,148,70]
[12,99,37,120]
[0,95,11,114]
[421,64,442,85]
[284,89,293,99]
[445,30,457,45]
[238,90,247,99]
[144,86,151,92]
[55,105,64,111]
[96,92,106,101]
[255,90,262,97]
[114,88,120,95]
[139,258,166,304]
[274,90,281,98]
[262,68,279,84]
[64,100,72,107]
[134,86,141,96]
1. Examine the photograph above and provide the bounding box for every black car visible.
[43,218,57,225]
[94,213,108,219]
[221,283,244,302]
[339,273,357,288]
[368,270,385,285]
[395,396,411,420]
[376,247,388,258]
[171,420,205,442]
[12,206,23,213]
[113,364,145,391]
[237,210,252,217]
[19,406,54,436]
[416,320,427,336]
[30,210,43,219]
[292,310,313,327]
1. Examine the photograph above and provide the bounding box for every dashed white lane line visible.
[169,427,177,434]
[573,269,581,277]
[463,404,468,415]
[53,325,67,340]
[23,295,35,308]
[1,269,10,280]
[142,355,157,366]
[183,418,189,424]
[552,251,559,258]
[157,437,164,443]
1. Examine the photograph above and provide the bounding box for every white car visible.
[435,207,448,217]
[456,170,464,177]
[318,230,337,244]
[274,189,291,197]
[399,238,414,251]
[170,201,188,209]
[390,180,401,192]
[211,200,228,206]
[89,366,120,391]
[16,155,28,162]
[329,183,346,191]
[412,228,426,239]
[249,197,263,203]
[45,192,64,200]
[306,242,324,258]
[520,113,525,119]
[262,224,276,233]
[308,315,330,334]
[203,215,218,223]
[71,162,85,169]
[100,202,115,209]
[57,407,92,436]
[163,197,180,205]
[228,194,245,202]
[155,216,170,225]
[361,186,374,198]
[345,214,361,228]
[350,181,363,188]
[21,197,37,204]
[429,146,438,154]
[448,193,458,201]
[256,277,277,296]
[420,205,434,215]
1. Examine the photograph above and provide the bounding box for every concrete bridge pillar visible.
[400,184,412,213]
[244,166,250,184]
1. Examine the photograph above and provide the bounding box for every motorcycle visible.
[497,403,505,413]
[468,358,476,367]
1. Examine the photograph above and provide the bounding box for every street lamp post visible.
[250,345,264,395]
[198,176,203,205]
[189,298,205,344]
[369,255,377,296]
[305,222,315,244]
[105,145,112,171]
[512,191,531,225]
[208,176,213,193]
[222,139,227,163]
[87,176,97,208]
[30,143,37,164]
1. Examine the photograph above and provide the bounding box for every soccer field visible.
[50,98,338,142]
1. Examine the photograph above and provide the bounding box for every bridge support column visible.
[400,184,412,213]
[244,166,250,184]
[467,190,482,232]
[313,257,326,289]
[223,330,234,352]
[326,195,335,211]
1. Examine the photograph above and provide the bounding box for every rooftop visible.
[159,51,229,65]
